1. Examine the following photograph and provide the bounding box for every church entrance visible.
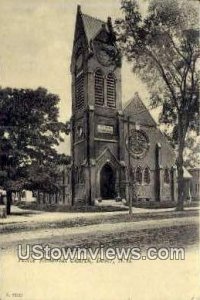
[100,164,116,199]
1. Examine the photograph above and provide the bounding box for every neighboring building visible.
[14,190,36,202]
[189,168,200,201]
[37,164,72,205]
[183,167,193,202]
[68,6,177,206]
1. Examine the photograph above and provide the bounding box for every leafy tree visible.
[159,123,200,167]
[115,0,199,210]
[183,134,200,168]
[0,87,69,214]
[25,154,71,196]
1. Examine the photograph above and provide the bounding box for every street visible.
[0,206,199,300]
[1,206,199,252]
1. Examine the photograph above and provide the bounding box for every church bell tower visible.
[70,5,124,205]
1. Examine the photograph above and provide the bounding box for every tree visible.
[115,0,199,210]
[25,154,71,198]
[159,123,200,167]
[0,87,69,214]
[183,134,200,168]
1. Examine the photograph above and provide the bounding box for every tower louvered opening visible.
[107,73,116,108]
[95,69,104,106]
[75,73,84,111]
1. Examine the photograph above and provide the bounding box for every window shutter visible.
[107,73,116,108]
[95,69,104,106]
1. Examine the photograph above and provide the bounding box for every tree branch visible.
[145,47,180,110]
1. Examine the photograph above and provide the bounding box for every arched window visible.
[95,69,104,106]
[164,168,170,184]
[144,167,151,184]
[136,167,142,184]
[107,73,116,108]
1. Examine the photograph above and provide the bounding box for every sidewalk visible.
[0,205,198,227]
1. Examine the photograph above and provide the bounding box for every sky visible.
[0,0,153,154]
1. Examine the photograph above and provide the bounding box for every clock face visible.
[95,43,117,66]
[97,48,111,66]
[126,129,149,159]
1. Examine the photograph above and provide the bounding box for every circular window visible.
[126,129,150,159]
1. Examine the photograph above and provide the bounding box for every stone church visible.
[64,5,177,207]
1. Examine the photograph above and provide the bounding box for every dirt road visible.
[1,214,198,251]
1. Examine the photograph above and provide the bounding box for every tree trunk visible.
[176,161,184,211]
[176,121,186,211]
[6,190,12,215]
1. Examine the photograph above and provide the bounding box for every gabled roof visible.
[81,13,107,43]
[123,93,157,127]
[96,147,121,167]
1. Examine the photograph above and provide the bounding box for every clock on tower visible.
[94,43,117,66]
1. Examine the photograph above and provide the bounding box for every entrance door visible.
[100,164,116,199]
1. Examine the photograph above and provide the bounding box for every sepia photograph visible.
[0,0,199,299]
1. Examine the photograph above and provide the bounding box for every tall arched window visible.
[95,69,104,106]
[107,73,116,108]
[164,168,170,184]
[136,167,142,184]
[144,167,151,184]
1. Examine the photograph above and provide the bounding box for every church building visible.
[68,6,177,206]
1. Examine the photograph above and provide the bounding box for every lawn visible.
[15,200,199,213]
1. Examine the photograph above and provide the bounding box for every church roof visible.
[123,93,157,127]
[81,13,107,42]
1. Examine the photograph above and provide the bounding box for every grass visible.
[15,199,200,213]
[15,201,128,212]
[132,200,200,209]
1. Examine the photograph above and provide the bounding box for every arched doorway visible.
[100,163,116,199]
